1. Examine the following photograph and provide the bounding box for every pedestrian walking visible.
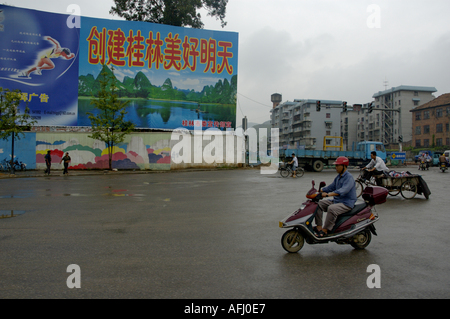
[44,150,52,175]
[60,152,71,175]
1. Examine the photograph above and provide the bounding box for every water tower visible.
[271,93,282,108]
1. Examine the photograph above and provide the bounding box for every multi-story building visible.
[341,108,360,151]
[410,93,450,148]
[270,94,342,150]
[357,86,437,145]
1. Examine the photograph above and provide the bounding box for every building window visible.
[447,138,450,146]
[415,126,421,135]
[424,111,430,119]
[414,91,419,96]
[446,123,449,132]
[416,139,421,147]
[326,113,331,118]
[436,138,443,146]
[436,108,443,118]
[415,112,421,120]
[424,139,430,147]
[437,123,443,133]
[398,100,401,105]
[414,101,419,106]
[423,125,430,134]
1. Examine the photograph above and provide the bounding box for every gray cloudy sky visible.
[8,0,450,125]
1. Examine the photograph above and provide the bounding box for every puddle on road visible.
[0,210,26,219]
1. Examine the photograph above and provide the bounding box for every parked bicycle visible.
[12,158,26,171]
[279,163,305,178]
[0,158,26,172]
[0,158,11,172]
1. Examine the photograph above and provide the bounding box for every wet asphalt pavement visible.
[0,167,449,299]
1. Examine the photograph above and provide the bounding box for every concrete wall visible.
[170,129,244,169]
[1,130,244,171]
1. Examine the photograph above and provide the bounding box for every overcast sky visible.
[7,0,450,125]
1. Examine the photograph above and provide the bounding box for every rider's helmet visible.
[333,156,349,166]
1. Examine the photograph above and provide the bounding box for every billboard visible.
[0,5,238,130]
[0,5,79,126]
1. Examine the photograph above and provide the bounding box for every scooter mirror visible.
[319,181,326,190]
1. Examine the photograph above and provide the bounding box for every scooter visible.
[279,180,388,253]
[440,162,448,173]
[419,160,427,171]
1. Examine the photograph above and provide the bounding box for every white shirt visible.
[292,156,298,167]
[366,156,389,172]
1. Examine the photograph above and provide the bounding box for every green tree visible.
[110,0,228,28]
[0,87,37,172]
[87,65,135,170]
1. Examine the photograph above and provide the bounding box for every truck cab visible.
[356,141,386,163]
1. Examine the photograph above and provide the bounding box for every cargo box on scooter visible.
[362,186,388,205]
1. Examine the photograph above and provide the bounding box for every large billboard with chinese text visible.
[0,5,238,130]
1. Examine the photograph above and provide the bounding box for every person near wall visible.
[60,152,71,175]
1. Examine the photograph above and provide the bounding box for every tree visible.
[110,0,228,28]
[87,65,135,170]
[0,87,37,173]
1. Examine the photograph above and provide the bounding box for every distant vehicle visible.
[280,139,386,172]
[432,152,443,166]
[414,150,444,166]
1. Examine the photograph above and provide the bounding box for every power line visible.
[237,92,272,108]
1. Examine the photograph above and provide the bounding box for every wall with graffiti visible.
[35,132,171,171]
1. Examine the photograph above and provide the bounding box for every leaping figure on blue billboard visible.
[20,36,75,78]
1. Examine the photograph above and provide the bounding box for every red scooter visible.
[279,180,388,253]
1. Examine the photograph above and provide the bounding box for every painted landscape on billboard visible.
[77,16,238,130]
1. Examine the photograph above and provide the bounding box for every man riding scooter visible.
[419,152,432,170]
[314,156,357,238]
[439,153,449,172]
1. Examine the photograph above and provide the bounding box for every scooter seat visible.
[339,202,368,217]
[330,202,369,234]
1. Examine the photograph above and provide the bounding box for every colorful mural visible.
[35,132,171,170]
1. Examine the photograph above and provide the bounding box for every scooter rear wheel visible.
[350,229,372,250]
[281,229,305,253]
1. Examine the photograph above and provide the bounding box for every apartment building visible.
[270,95,342,150]
[341,109,360,151]
[410,93,450,148]
[357,86,437,145]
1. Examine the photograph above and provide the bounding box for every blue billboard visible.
[0,5,79,126]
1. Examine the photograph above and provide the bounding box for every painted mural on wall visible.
[35,132,171,170]
[0,133,37,169]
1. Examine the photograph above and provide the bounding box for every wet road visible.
[1,167,449,298]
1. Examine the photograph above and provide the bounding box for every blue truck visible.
[281,141,386,172]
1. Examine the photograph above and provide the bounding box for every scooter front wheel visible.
[281,229,305,253]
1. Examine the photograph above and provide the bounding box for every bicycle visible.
[12,158,26,171]
[1,158,11,172]
[279,163,304,178]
